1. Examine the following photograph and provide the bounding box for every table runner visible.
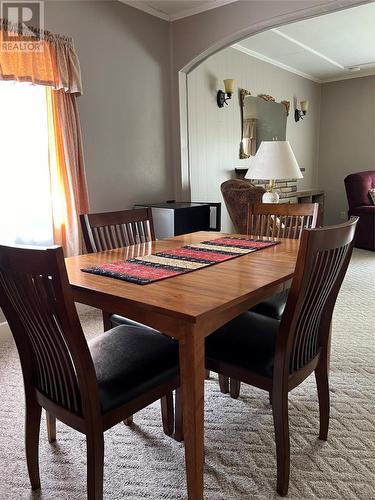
[81,237,279,285]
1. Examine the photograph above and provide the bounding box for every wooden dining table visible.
[65,231,300,500]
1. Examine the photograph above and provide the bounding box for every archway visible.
[174,0,369,200]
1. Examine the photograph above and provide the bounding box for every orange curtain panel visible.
[46,89,89,256]
[0,18,88,255]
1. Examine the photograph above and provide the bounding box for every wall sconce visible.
[295,100,309,122]
[217,79,235,108]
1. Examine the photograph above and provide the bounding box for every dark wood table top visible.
[66,231,298,334]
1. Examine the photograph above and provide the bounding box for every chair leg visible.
[218,374,229,394]
[173,387,184,442]
[315,356,330,441]
[46,411,56,443]
[86,431,104,500]
[102,311,112,332]
[229,378,241,399]
[205,369,210,380]
[123,416,133,426]
[25,396,42,490]
[161,392,174,436]
[272,389,290,496]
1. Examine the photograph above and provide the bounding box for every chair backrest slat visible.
[275,218,358,378]
[80,208,155,253]
[0,245,100,417]
[247,203,320,240]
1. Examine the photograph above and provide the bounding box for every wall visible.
[45,1,173,212]
[188,47,321,231]
[318,75,375,224]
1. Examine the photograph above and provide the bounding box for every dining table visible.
[65,231,300,500]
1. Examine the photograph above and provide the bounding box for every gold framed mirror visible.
[240,89,290,159]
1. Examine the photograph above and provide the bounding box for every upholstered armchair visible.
[344,171,375,251]
[221,179,265,234]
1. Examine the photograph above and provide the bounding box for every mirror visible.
[240,89,290,159]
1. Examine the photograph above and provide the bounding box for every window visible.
[0,81,53,246]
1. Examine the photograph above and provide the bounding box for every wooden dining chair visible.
[80,208,156,331]
[0,244,179,499]
[219,202,320,398]
[247,202,320,240]
[203,218,358,495]
[81,207,155,253]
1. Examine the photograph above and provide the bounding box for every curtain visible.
[0,18,88,255]
[47,89,88,256]
[0,19,82,94]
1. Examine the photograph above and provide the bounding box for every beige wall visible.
[188,47,321,231]
[45,1,173,212]
[318,76,375,224]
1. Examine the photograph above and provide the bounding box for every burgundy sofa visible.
[344,171,375,251]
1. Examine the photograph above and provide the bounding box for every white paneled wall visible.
[188,47,321,232]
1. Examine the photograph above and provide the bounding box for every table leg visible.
[179,327,205,500]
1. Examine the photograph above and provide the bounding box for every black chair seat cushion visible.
[89,325,179,414]
[205,312,280,378]
[249,289,289,320]
[110,314,159,331]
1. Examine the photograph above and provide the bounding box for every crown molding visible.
[323,69,375,83]
[119,0,238,22]
[169,0,238,21]
[120,1,169,20]
[232,43,323,83]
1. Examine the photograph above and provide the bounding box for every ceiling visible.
[233,2,375,83]
[121,0,237,21]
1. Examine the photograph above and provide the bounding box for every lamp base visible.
[262,191,279,203]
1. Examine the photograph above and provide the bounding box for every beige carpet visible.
[0,249,374,499]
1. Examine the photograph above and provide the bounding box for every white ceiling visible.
[234,2,375,83]
[121,0,237,21]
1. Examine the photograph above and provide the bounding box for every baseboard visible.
[0,321,11,340]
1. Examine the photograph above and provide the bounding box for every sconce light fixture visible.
[217,79,235,108]
[295,100,309,122]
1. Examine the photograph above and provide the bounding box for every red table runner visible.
[81,236,279,285]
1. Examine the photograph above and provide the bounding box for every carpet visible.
[0,249,374,499]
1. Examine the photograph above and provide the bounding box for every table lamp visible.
[245,141,303,203]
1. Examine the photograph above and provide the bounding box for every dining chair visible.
[203,217,358,495]
[81,207,155,252]
[0,244,179,499]
[80,208,155,331]
[219,202,320,398]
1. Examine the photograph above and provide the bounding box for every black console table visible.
[134,202,221,239]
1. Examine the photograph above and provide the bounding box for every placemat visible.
[81,237,279,285]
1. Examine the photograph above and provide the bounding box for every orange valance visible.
[0,19,82,94]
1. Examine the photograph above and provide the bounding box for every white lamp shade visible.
[244,141,303,180]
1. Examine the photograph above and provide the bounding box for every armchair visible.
[221,179,265,234]
[344,171,375,251]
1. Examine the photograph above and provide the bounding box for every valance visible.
[0,18,82,94]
